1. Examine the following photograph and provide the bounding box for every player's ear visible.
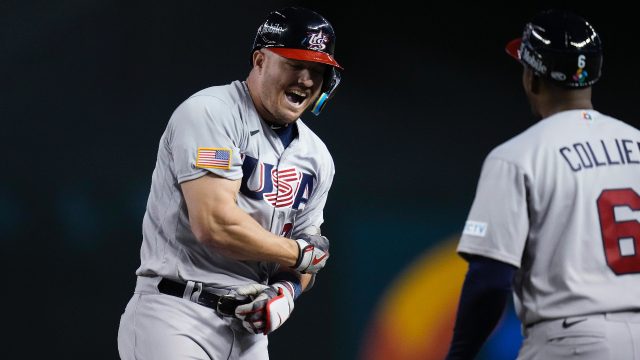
[522,67,540,95]
[530,73,541,95]
[252,50,265,70]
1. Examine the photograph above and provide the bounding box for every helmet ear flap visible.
[322,67,341,94]
[311,68,341,116]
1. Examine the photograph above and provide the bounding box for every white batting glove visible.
[234,282,295,335]
[292,235,330,274]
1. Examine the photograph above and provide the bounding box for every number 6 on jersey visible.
[597,188,640,275]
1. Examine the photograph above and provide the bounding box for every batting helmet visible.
[505,9,602,88]
[252,6,342,115]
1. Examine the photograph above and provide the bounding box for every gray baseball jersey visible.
[457,109,640,326]
[135,80,335,288]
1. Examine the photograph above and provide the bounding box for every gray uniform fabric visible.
[136,80,334,288]
[118,80,335,360]
[517,311,640,360]
[118,277,268,360]
[458,109,640,326]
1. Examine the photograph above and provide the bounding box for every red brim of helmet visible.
[268,48,343,69]
[505,38,522,60]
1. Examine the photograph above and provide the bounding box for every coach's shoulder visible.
[486,123,542,166]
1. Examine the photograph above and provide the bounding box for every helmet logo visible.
[573,54,588,84]
[307,31,329,51]
[521,46,547,74]
[262,23,286,35]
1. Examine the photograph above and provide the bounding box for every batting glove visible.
[235,282,296,335]
[292,234,330,274]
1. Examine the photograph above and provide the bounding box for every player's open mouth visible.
[285,90,307,106]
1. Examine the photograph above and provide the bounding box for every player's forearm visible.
[190,202,299,266]
[299,273,312,290]
[446,256,516,360]
[272,267,312,290]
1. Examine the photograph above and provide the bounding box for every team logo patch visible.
[582,111,593,121]
[196,147,232,169]
[463,220,488,237]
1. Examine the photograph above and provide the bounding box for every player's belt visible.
[157,278,249,316]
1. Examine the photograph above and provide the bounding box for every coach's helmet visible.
[505,9,602,88]
[252,6,343,115]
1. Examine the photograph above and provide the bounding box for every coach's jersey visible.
[135,80,335,288]
[457,109,640,325]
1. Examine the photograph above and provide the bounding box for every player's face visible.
[254,50,325,125]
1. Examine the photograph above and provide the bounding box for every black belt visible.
[157,278,249,316]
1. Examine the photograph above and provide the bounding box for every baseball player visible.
[446,9,640,360]
[117,6,342,360]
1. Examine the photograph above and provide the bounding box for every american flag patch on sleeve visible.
[196,148,232,169]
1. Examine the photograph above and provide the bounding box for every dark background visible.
[3,1,638,359]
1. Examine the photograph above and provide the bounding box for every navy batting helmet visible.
[505,9,603,88]
[252,6,342,115]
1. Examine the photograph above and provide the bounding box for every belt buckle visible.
[216,294,238,317]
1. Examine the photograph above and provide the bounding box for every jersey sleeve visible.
[168,95,245,183]
[457,156,530,268]
[290,158,335,238]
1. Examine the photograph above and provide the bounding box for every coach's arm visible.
[445,255,517,359]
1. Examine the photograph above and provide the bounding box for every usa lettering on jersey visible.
[240,155,314,210]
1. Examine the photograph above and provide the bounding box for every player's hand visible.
[291,234,329,274]
[234,282,295,335]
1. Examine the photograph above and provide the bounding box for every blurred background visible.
[3,1,638,359]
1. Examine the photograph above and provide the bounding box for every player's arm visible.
[234,261,314,335]
[445,255,517,360]
[233,160,333,335]
[182,173,326,272]
[284,270,313,291]
[232,219,329,335]
[286,155,335,293]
